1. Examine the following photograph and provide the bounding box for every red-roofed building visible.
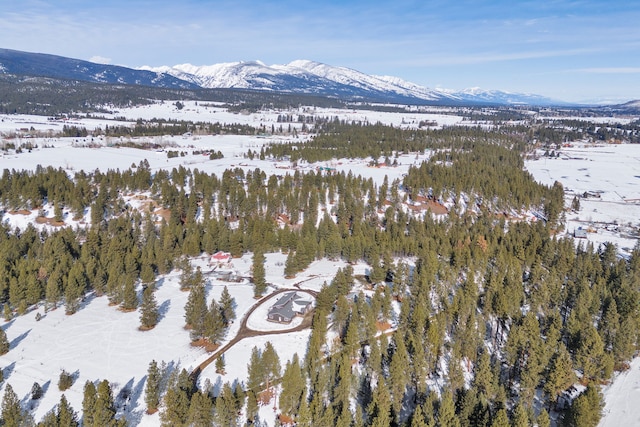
[210,251,232,266]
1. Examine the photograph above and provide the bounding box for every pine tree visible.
[511,402,530,427]
[82,381,97,427]
[410,404,430,427]
[93,380,117,427]
[1,384,23,427]
[252,248,267,297]
[31,382,43,400]
[571,196,580,212]
[215,383,239,427]
[215,355,226,374]
[284,249,297,278]
[139,261,155,285]
[65,263,86,315]
[279,353,305,417]
[473,350,495,399]
[139,285,159,330]
[204,298,225,345]
[0,327,9,355]
[332,353,352,425]
[537,409,550,427]
[179,261,194,291]
[39,410,58,427]
[160,383,190,427]
[437,391,461,427]
[262,341,281,390]
[489,408,509,427]
[58,370,74,391]
[368,378,392,427]
[184,280,207,340]
[121,280,138,311]
[246,346,262,422]
[57,394,79,427]
[544,343,576,406]
[145,360,161,413]
[187,391,213,427]
[563,384,603,427]
[218,285,236,325]
[389,334,409,420]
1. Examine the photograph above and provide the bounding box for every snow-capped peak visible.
[137,59,563,105]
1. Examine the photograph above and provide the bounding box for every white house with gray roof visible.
[267,292,313,323]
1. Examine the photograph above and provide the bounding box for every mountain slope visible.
[0,48,199,89]
[0,48,567,106]
[141,60,458,104]
[142,59,566,105]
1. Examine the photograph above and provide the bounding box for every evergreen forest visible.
[0,118,637,427]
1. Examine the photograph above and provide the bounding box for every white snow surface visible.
[526,142,640,254]
[599,357,640,427]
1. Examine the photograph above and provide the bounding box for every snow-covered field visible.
[0,251,359,426]
[0,258,254,425]
[526,142,640,254]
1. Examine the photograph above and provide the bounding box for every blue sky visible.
[1,0,639,102]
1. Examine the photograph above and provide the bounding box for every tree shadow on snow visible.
[123,375,147,426]
[25,379,50,412]
[77,292,98,311]
[2,361,16,381]
[211,376,224,398]
[1,319,16,331]
[154,277,166,290]
[157,300,171,323]
[116,377,134,413]
[10,329,31,350]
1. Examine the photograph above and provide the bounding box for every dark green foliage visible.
[58,370,74,391]
[1,384,24,427]
[252,248,267,297]
[0,73,343,116]
[0,328,9,355]
[183,276,207,340]
[82,381,97,427]
[215,383,238,427]
[279,354,305,418]
[57,394,79,427]
[145,360,161,412]
[31,382,43,400]
[139,285,159,330]
[187,390,213,426]
[215,355,226,374]
[218,285,236,325]
[563,384,603,427]
[160,369,193,427]
[121,280,138,311]
[203,298,226,344]
[93,380,118,427]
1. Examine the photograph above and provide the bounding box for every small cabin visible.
[574,227,588,239]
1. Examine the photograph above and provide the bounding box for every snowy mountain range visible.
[140,59,567,106]
[0,47,569,106]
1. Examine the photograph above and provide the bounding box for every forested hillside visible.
[0,120,637,427]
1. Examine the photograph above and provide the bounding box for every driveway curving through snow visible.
[189,287,317,385]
